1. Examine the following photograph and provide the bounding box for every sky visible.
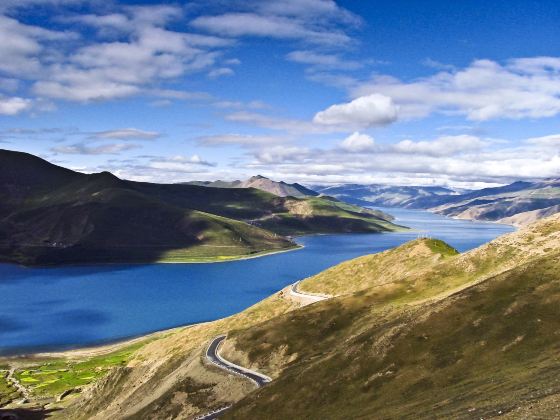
[0,0,559,188]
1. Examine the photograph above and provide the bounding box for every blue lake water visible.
[0,208,514,355]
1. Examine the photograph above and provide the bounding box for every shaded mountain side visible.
[0,149,402,265]
[186,175,319,198]
[37,214,560,419]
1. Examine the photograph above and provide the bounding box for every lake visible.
[0,208,514,355]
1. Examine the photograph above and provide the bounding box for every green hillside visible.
[222,214,560,419]
[0,149,402,265]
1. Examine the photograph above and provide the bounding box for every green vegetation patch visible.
[0,370,21,406]
[423,238,459,257]
[13,343,144,398]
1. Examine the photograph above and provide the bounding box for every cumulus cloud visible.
[352,58,560,121]
[340,132,375,152]
[0,5,234,105]
[253,146,310,164]
[393,135,485,157]
[313,94,398,128]
[526,134,560,147]
[0,95,32,115]
[243,131,560,187]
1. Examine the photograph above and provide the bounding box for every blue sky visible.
[1,0,559,188]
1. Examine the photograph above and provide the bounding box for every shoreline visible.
[0,322,205,361]
[0,243,305,269]
[0,214,512,360]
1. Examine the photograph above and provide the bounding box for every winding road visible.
[289,280,329,304]
[198,283,328,418]
[206,335,271,387]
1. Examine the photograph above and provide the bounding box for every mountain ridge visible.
[315,179,560,225]
[0,149,402,265]
[185,175,319,198]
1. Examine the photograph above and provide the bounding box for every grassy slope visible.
[221,214,560,419]
[299,238,457,296]
[12,343,143,399]
[4,216,559,418]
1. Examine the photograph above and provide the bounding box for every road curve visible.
[289,280,329,304]
[206,335,271,387]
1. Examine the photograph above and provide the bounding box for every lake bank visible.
[0,208,514,356]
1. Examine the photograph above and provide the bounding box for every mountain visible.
[314,183,460,207]
[186,175,319,198]
[21,213,559,419]
[431,179,560,224]
[0,150,402,265]
[317,180,560,225]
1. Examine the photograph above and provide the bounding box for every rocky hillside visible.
[187,175,319,198]
[317,180,560,225]
[432,179,560,224]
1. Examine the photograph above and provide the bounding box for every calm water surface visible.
[0,208,514,355]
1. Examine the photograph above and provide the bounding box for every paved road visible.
[289,280,329,304]
[197,335,271,419]
[206,335,271,387]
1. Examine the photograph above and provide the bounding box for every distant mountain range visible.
[315,180,560,225]
[0,150,402,265]
[186,175,319,198]
[314,184,460,207]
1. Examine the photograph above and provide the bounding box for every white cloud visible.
[208,67,234,79]
[526,134,560,147]
[0,95,32,115]
[340,132,375,152]
[243,131,560,187]
[226,111,344,134]
[0,5,233,105]
[252,146,310,164]
[191,13,352,46]
[286,50,362,70]
[393,135,484,157]
[91,128,161,140]
[353,58,560,121]
[197,133,289,147]
[313,94,398,128]
[190,0,359,47]
[0,15,77,77]
[149,154,215,172]
[51,143,140,155]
